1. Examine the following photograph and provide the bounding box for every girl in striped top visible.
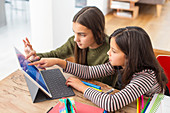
[29,26,168,112]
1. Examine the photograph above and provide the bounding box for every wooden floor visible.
[105,0,170,55]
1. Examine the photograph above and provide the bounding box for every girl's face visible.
[72,22,99,49]
[107,37,126,68]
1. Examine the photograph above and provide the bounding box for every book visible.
[111,1,130,9]
[48,101,104,113]
[145,94,170,113]
[116,11,132,18]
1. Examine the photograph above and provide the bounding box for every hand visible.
[66,77,89,93]
[28,58,59,68]
[23,37,40,61]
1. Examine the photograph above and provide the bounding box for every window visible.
[75,0,87,8]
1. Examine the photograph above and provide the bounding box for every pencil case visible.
[59,97,77,113]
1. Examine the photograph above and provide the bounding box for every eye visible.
[112,50,116,53]
[111,48,116,53]
[80,34,86,37]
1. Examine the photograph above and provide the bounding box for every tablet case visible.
[24,75,50,103]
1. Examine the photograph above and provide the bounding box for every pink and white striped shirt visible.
[64,61,162,112]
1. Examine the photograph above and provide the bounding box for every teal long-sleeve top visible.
[37,35,110,66]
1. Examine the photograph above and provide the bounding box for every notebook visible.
[14,47,75,99]
[48,101,104,113]
[145,93,170,113]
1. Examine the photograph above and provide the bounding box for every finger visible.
[28,60,43,65]
[67,77,74,81]
[26,37,30,44]
[39,63,47,68]
[28,56,40,62]
[66,80,72,87]
[23,40,27,47]
[66,77,76,84]
[66,82,71,87]
[26,54,32,59]
[25,38,34,50]
[35,56,40,60]
[66,77,72,84]
[30,59,39,62]
[26,51,36,59]
[38,67,46,71]
[37,64,46,68]
[27,43,33,50]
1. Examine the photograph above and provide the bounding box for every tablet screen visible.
[15,48,49,93]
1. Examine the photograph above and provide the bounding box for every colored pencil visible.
[141,95,144,109]
[138,97,140,113]
[137,98,139,113]
[92,87,102,92]
[141,97,151,113]
[82,81,101,89]
[143,102,150,113]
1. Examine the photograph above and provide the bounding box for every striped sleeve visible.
[64,61,115,79]
[84,72,157,112]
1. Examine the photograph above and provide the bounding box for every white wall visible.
[29,0,110,53]
[87,0,110,15]
[30,0,76,52]
[52,0,75,49]
[29,0,53,52]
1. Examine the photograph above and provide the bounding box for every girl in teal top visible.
[23,6,117,86]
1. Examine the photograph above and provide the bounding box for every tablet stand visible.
[24,75,51,103]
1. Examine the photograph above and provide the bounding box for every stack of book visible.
[116,11,132,18]
[110,1,130,9]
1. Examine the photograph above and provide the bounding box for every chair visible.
[157,55,170,92]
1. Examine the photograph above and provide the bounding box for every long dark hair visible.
[109,26,168,91]
[73,6,106,65]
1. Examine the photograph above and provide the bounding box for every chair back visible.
[157,55,170,90]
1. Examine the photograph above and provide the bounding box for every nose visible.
[107,49,111,56]
[74,34,80,42]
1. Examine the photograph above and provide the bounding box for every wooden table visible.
[0,67,149,113]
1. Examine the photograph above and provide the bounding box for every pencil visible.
[137,98,139,113]
[82,81,101,89]
[141,97,151,113]
[141,95,144,109]
[138,97,140,113]
[143,102,150,113]
[92,87,102,92]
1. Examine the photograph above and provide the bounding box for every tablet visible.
[14,47,52,98]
